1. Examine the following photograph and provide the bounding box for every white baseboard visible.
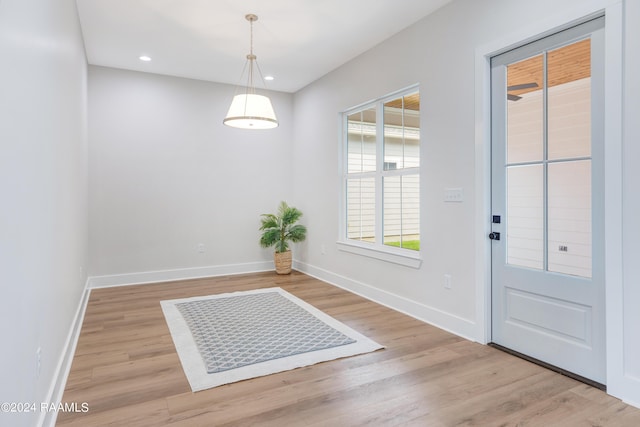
[293,261,478,342]
[612,374,640,410]
[624,398,640,410]
[89,259,478,340]
[88,261,274,289]
[39,279,91,427]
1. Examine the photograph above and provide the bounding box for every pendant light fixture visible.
[223,14,278,129]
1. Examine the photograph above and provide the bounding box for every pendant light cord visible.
[246,14,258,96]
[250,16,254,57]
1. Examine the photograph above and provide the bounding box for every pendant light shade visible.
[224,93,278,129]
[223,14,278,130]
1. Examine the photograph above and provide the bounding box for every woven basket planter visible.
[274,250,292,275]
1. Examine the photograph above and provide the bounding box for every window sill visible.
[336,241,422,269]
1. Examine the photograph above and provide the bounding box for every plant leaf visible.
[258,201,306,252]
[259,228,280,248]
[286,224,307,242]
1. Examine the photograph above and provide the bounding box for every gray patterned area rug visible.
[161,287,383,392]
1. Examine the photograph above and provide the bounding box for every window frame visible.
[338,85,422,268]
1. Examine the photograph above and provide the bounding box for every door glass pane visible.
[384,93,420,170]
[507,165,543,269]
[383,175,420,251]
[548,39,591,160]
[548,160,592,278]
[507,55,543,164]
[346,178,375,242]
[347,107,376,173]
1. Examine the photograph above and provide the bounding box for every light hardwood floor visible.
[58,271,640,426]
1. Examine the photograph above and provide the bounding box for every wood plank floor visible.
[57,271,640,426]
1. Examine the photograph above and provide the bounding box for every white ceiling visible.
[76,0,451,93]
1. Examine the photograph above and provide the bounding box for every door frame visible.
[473,3,623,391]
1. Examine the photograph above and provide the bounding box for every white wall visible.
[88,66,294,283]
[292,0,640,406]
[0,0,88,426]
[293,0,597,337]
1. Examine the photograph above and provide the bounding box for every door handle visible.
[489,232,501,241]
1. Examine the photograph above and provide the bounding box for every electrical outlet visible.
[197,243,205,253]
[36,347,41,378]
[443,274,452,289]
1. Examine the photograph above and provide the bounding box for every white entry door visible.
[490,18,605,384]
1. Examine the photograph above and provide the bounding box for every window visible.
[342,87,420,257]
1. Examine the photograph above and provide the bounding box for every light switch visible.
[444,188,464,202]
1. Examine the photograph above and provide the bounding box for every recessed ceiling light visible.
[139,55,152,62]
[264,75,275,81]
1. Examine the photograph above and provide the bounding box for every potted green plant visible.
[259,201,307,274]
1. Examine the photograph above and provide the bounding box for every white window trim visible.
[336,240,422,268]
[339,84,422,267]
